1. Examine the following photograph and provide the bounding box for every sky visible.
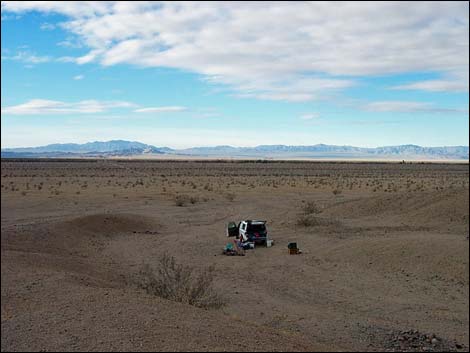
[1,1,469,149]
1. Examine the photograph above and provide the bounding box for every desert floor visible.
[1,159,469,352]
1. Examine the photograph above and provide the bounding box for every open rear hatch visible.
[227,221,239,237]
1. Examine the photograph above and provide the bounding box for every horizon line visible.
[1,139,469,150]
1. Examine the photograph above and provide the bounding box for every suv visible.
[238,220,268,244]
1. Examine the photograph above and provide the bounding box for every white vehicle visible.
[238,220,268,244]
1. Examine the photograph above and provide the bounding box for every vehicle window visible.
[247,224,266,232]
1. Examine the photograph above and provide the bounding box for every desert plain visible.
[1,159,469,351]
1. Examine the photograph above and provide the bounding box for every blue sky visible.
[1,1,469,148]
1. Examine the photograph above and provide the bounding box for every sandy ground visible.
[1,160,469,352]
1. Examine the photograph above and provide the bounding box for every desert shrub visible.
[296,215,321,227]
[203,183,213,191]
[137,254,223,309]
[225,193,236,202]
[302,201,321,214]
[174,194,198,206]
[332,188,342,195]
[174,194,189,206]
[296,215,340,228]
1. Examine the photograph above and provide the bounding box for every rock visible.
[431,338,439,345]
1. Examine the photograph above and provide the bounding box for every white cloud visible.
[134,106,187,113]
[1,50,51,64]
[73,74,84,80]
[391,69,469,93]
[300,113,320,120]
[57,37,83,49]
[365,101,431,113]
[1,99,136,115]
[364,101,467,114]
[1,1,111,17]
[1,13,21,21]
[391,75,469,93]
[40,22,55,30]
[2,1,467,100]
[76,50,102,65]
[56,56,78,63]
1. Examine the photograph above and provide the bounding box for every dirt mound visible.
[62,213,160,237]
[1,213,161,289]
[1,213,159,257]
[323,190,469,232]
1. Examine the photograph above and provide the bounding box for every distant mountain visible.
[179,145,239,155]
[1,140,468,160]
[371,145,470,158]
[178,144,469,160]
[2,140,168,154]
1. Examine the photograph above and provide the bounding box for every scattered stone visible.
[362,325,467,352]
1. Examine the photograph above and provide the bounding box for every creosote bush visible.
[137,254,224,309]
[302,201,321,214]
[225,193,236,202]
[332,188,342,196]
[174,194,199,206]
[296,215,321,227]
[174,194,189,206]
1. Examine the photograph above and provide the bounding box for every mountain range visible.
[1,140,468,160]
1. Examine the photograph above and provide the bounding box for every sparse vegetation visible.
[332,188,342,196]
[1,159,469,352]
[225,193,236,202]
[174,194,190,206]
[296,215,321,227]
[302,200,322,214]
[137,254,223,309]
[1,160,468,198]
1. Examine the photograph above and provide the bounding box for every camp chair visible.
[233,239,246,256]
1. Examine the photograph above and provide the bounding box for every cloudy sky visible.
[1,1,469,148]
